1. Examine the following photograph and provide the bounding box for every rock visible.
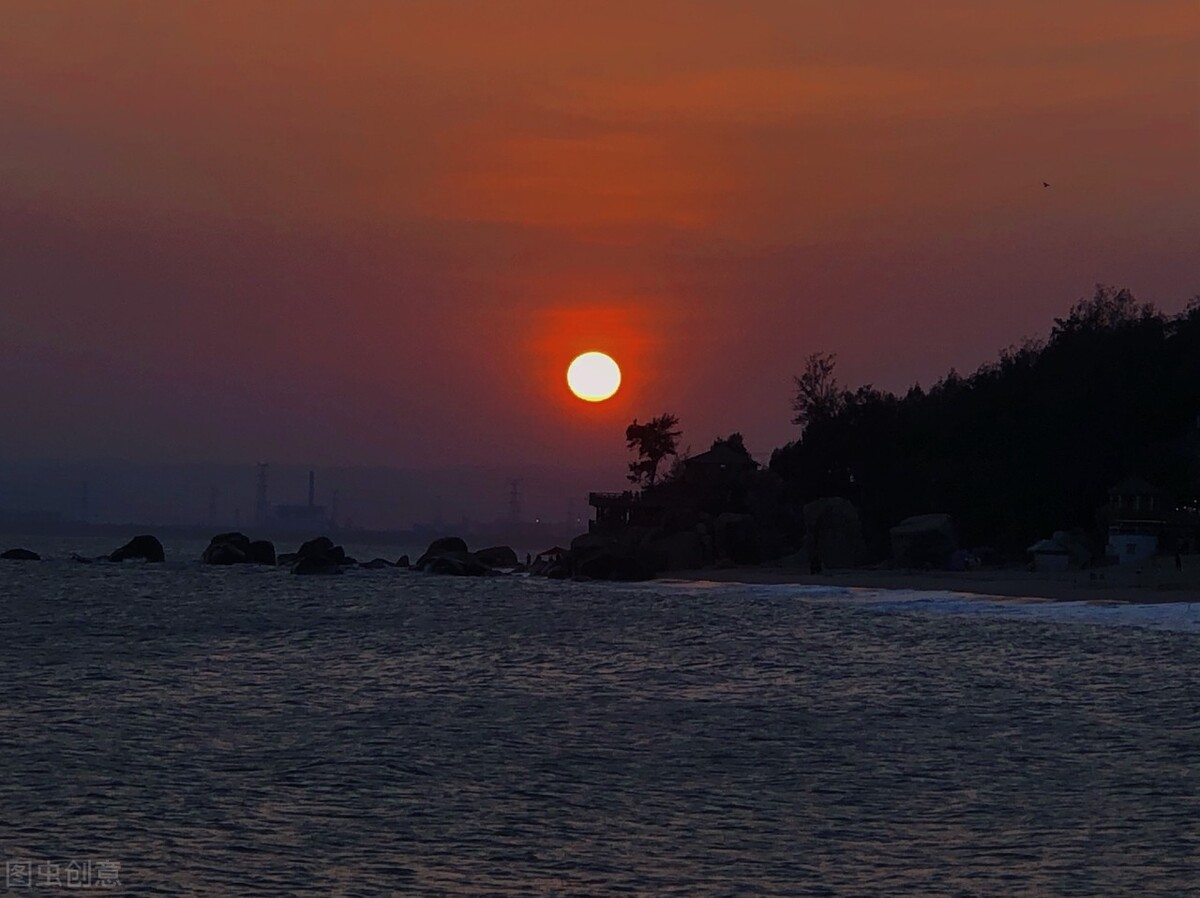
[395,554,410,568]
[247,540,276,566]
[545,562,570,579]
[575,549,655,582]
[292,556,342,575]
[298,536,336,559]
[414,536,500,576]
[205,544,247,565]
[1,548,40,561]
[292,535,353,567]
[361,558,394,569]
[890,514,957,568]
[277,552,300,566]
[203,532,252,564]
[714,513,761,565]
[475,545,518,568]
[108,535,165,563]
[803,498,867,570]
[425,551,495,577]
[642,530,704,572]
[415,536,469,569]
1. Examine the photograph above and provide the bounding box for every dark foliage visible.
[771,286,1200,557]
[626,413,682,487]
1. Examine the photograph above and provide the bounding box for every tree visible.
[791,351,844,431]
[710,432,751,457]
[626,413,682,488]
[1050,284,1156,341]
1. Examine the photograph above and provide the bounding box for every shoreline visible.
[664,565,1200,605]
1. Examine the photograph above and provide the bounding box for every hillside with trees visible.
[770,286,1200,558]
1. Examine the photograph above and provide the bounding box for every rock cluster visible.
[202,532,276,566]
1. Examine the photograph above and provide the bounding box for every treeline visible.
[769,286,1200,557]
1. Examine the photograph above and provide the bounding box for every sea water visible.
[0,547,1197,895]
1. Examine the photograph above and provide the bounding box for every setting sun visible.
[567,351,621,402]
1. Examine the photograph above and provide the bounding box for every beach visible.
[669,556,1200,604]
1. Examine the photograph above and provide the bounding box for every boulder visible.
[277,552,300,566]
[425,551,495,577]
[575,548,655,582]
[395,554,410,568]
[293,535,353,566]
[247,540,276,566]
[108,535,165,563]
[890,514,957,568]
[802,498,867,570]
[415,536,469,568]
[415,537,500,576]
[642,530,704,572]
[292,556,342,575]
[202,532,252,564]
[475,545,518,568]
[298,536,336,559]
[361,557,394,569]
[1,548,40,561]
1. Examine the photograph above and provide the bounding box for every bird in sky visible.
[1042,181,1050,187]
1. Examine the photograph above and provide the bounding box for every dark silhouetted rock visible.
[292,556,342,575]
[414,536,501,576]
[361,557,393,569]
[298,536,335,559]
[108,535,165,563]
[890,514,957,568]
[415,536,469,569]
[248,540,276,566]
[803,497,867,570]
[475,545,518,568]
[1,548,40,561]
[575,549,655,582]
[426,551,495,577]
[642,530,704,572]
[277,552,299,566]
[291,535,353,567]
[203,532,251,564]
[395,554,410,568]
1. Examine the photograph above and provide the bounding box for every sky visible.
[2,0,1197,480]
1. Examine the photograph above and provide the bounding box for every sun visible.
[567,351,621,402]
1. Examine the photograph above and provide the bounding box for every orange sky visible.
[1,1,1197,476]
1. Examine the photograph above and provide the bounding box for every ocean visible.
[1,538,1197,895]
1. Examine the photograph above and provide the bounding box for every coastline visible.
[665,564,1200,604]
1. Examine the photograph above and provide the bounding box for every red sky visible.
[1,1,1197,477]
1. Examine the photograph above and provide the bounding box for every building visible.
[267,470,332,532]
[588,444,760,533]
[1103,477,1197,564]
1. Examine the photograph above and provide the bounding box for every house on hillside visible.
[1104,477,1198,564]
[679,445,759,514]
[588,446,760,533]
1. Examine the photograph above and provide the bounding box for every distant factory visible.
[255,463,335,532]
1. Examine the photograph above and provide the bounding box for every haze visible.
[2,1,1197,477]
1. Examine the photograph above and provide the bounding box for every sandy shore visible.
[665,563,1200,604]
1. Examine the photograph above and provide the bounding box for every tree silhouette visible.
[791,351,844,432]
[626,414,682,487]
[771,285,1200,557]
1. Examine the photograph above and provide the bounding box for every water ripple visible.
[0,560,1196,895]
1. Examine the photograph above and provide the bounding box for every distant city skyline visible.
[0,457,607,531]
